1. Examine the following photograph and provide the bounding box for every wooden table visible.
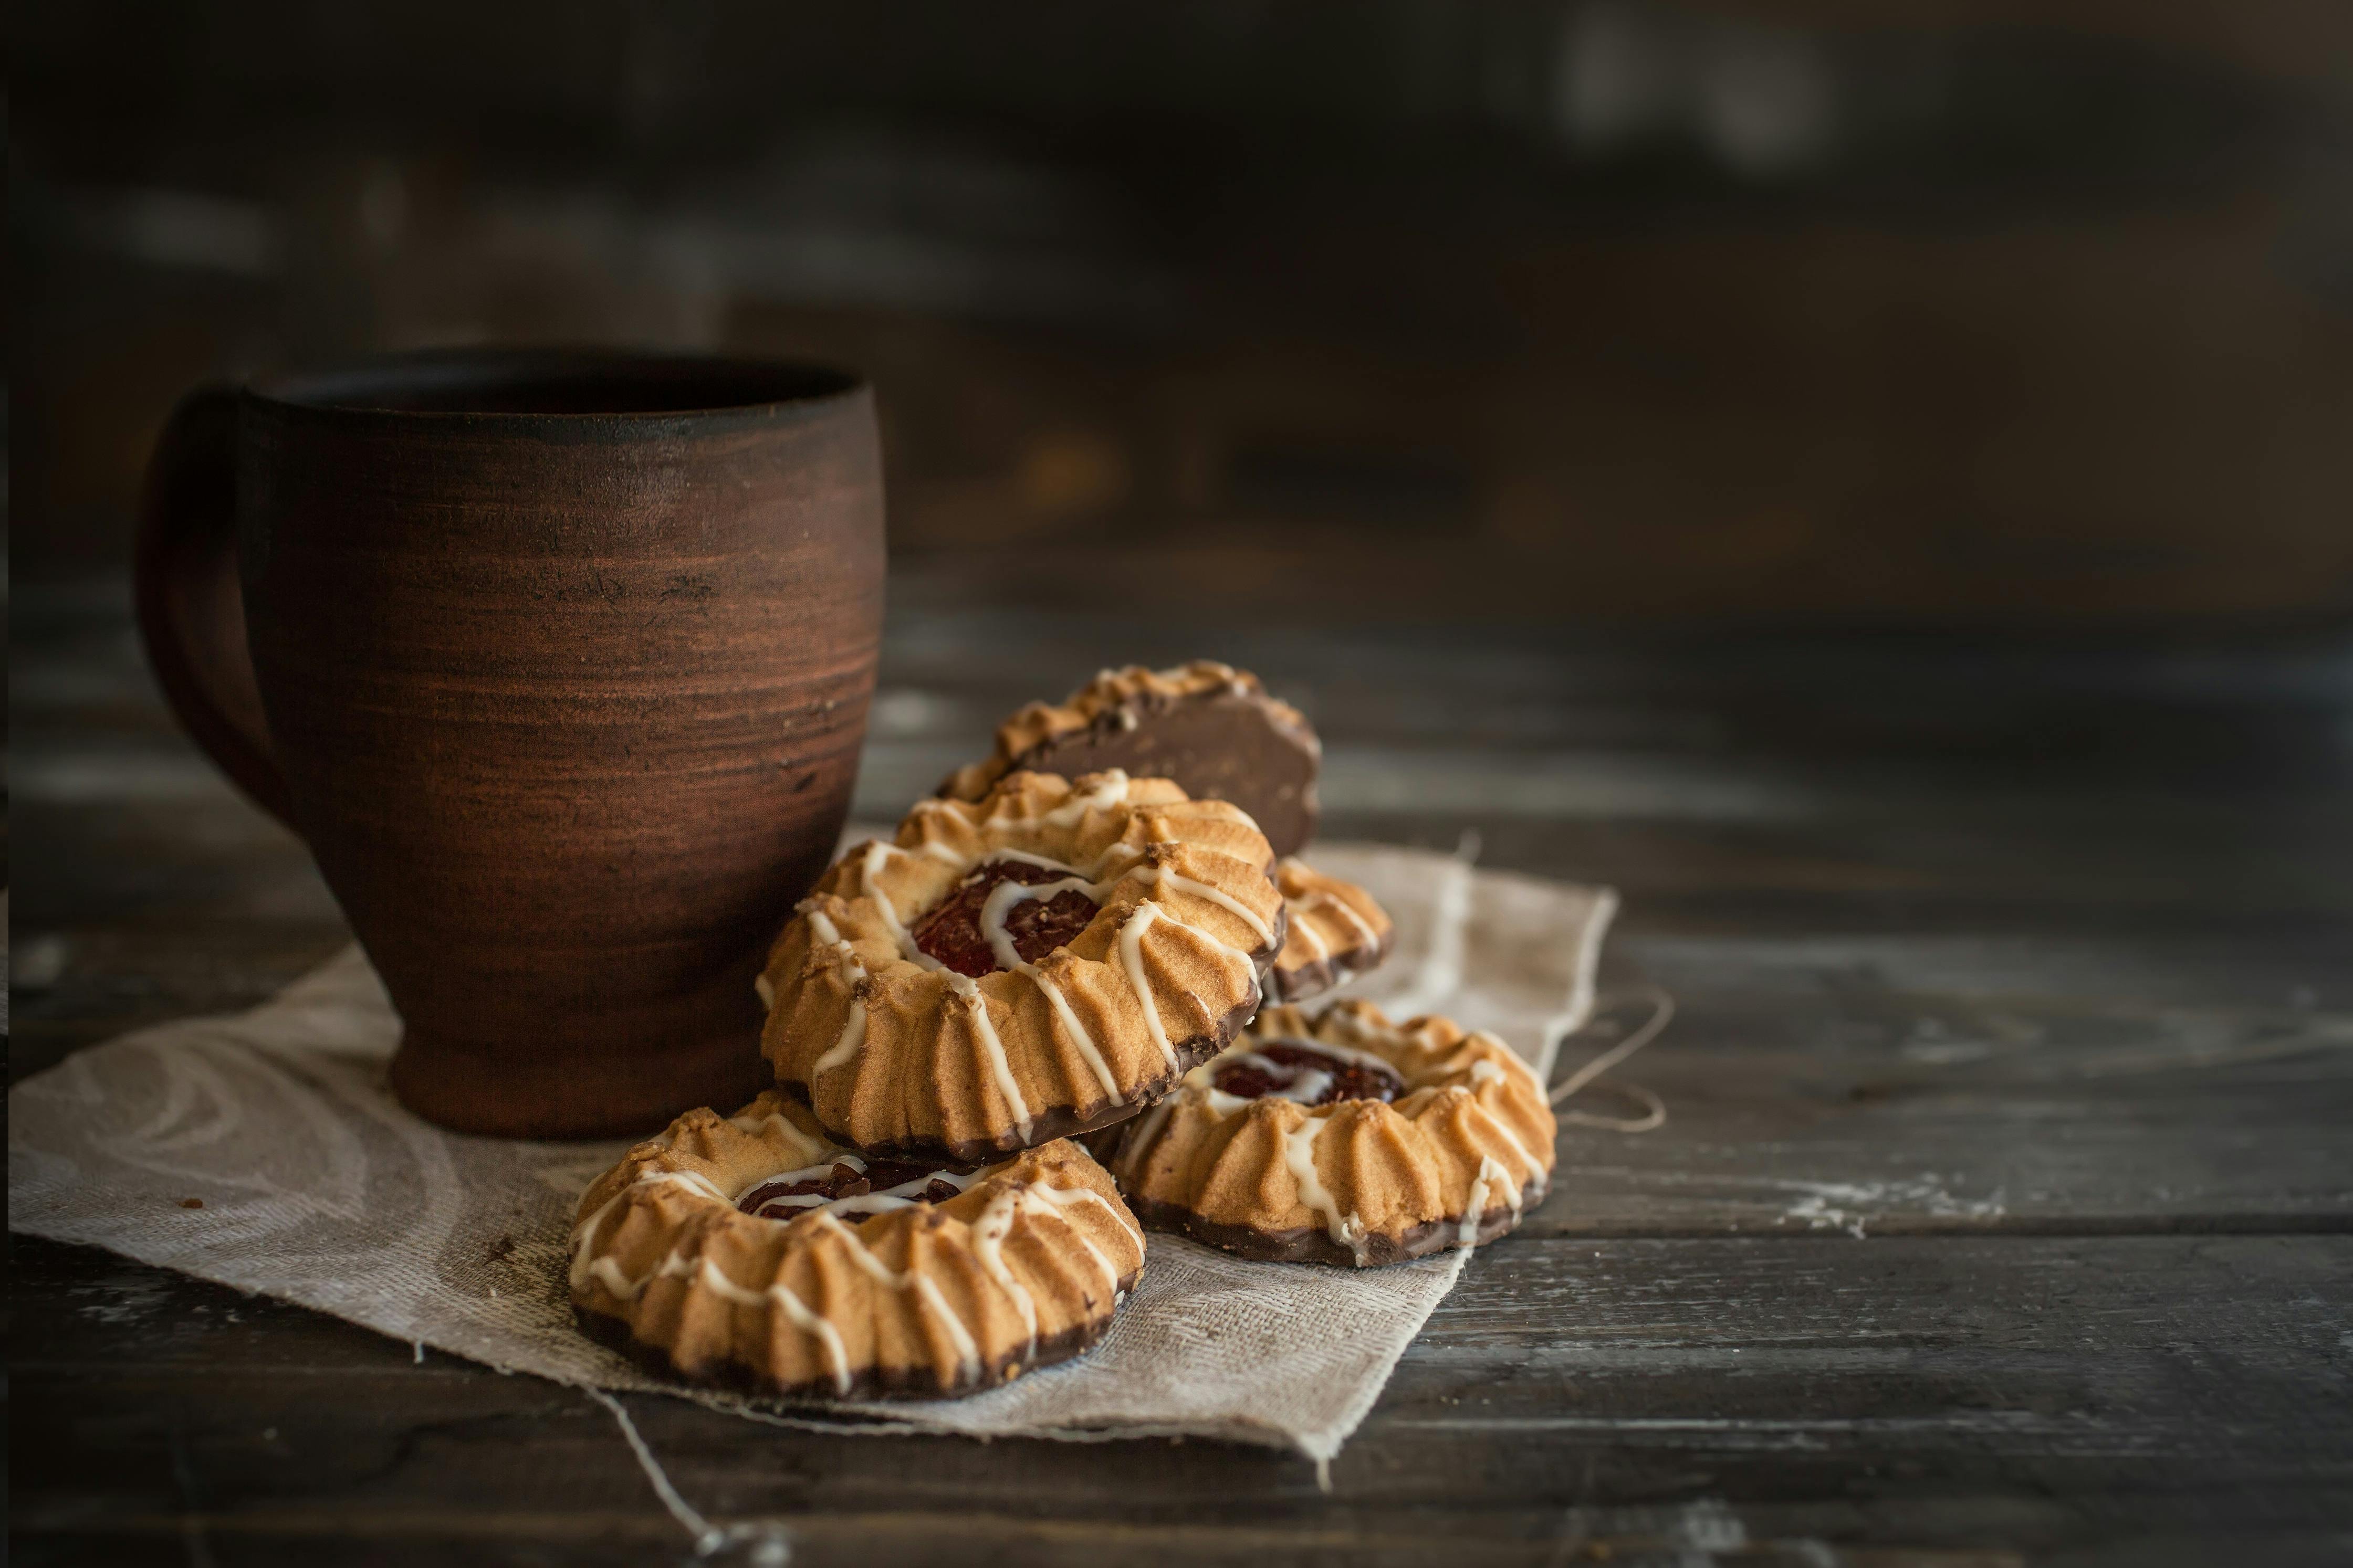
[13,573,2352,1566]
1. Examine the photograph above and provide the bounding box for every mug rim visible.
[247,346,867,423]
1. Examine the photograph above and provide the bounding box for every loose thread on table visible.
[589,1387,725,1555]
[1550,984,1674,1133]
[588,1387,796,1564]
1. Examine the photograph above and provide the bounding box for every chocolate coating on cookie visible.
[1126,1174,1546,1267]
[939,663,1323,858]
[1007,686,1319,858]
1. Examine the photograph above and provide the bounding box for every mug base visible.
[388,1024,769,1141]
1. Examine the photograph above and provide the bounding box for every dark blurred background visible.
[15,0,2353,623]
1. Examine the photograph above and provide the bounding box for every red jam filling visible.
[1211,1039,1405,1107]
[912,858,1101,978]
[736,1159,965,1220]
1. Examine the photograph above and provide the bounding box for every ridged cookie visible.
[571,1091,1145,1399]
[761,769,1285,1164]
[1105,1001,1554,1267]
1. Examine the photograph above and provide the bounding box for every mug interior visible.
[258,350,859,417]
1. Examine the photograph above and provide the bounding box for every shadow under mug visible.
[137,349,885,1139]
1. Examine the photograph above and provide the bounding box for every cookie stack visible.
[569,662,1557,1399]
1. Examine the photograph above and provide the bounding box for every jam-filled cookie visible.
[1104,1001,1554,1267]
[760,769,1285,1164]
[570,1091,1145,1400]
[1266,858,1393,1004]
[937,661,1322,858]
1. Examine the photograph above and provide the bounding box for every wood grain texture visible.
[10,577,2352,1565]
[11,1233,2349,1566]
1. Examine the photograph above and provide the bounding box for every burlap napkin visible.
[8,841,1614,1461]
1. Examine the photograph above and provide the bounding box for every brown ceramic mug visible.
[137,349,884,1138]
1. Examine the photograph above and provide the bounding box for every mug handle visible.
[134,384,298,829]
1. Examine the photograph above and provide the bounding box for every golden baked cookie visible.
[570,1091,1145,1400]
[937,661,1322,857]
[1105,1000,1555,1267]
[761,769,1285,1164]
[1267,858,1394,1003]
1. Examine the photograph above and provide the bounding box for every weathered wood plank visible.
[19,912,2347,1234]
[1526,959,2353,1236]
[14,582,2352,1565]
[12,1233,2349,1564]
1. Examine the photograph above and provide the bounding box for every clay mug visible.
[137,349,884,1138]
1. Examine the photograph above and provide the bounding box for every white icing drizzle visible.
[1117,903,1178,1071]
[1321,1006,1426,1056]
[1029,964,1121,1104]
[818,1166,980,1220]
[979,876,1098,971]
[824,770,1272,1137]
[977,860,1249,1096]
[970,1187,1040,1357]
[733,1155,861,1206]
[754,973,776,1007]
[635,1168,734,1205]
[599,1254,841,1392]
[1216,1050,1333,1105]
[580,1152,1127,1398]
[1465,1096,1541,1176]
[1172,1048,1251,1123]
[587,1251,657,1300]
[1118,1098,1178,1180]
[1282,1116,1368,1265]
[1269,1033,1400,1075]
[739,1161,969,1218]
[1027,1181,1147,1254]
[1021,1189,1123,1299]
[1492,1155,1526,1216]
[1186,1029,1399,1120]
[1476,1032,1549,1093]
[1298,892,1381,951]
[814,1212,981,1382]
[574,1225,853,1394]
[861,843,940,969]
[569,1191,624,1291]
[1445,1036,1543,1100]
[811,1194,910,1218]
[1036,769,1132,827]
[1457,1154,1518,1254]
[678,1257,852,1395]
[724,1111,832,1166]
[947,972,1032,1142]
[1286,903,1331,963]
[976,846,1086,876]
[1130,865,1274,946]
[801,907,876,1080]
[1089,841,1151,880]
[1158,907,1259,997]
[812,997,869,1079]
